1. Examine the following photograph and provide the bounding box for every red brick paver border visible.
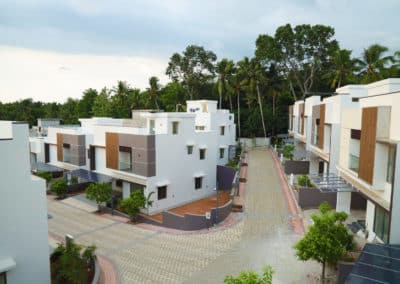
[98,255,119,284]
[270,149,305,235]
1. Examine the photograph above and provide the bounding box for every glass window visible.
[0,272,6,284]
[374,205,389,243]
[195,177,202,189]
[187,145,193,155]
[199,149,206,160]
[157,186,167,200]
[195,125,205,131]
[386,145,396,183]
[220,126,225,136]
[172,121,179,135]
[219,148,225,159]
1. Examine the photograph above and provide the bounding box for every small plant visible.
[86,182,112,211]
[224,266,274,284]
[51,179,68,199]
[121,189,146,222]
[297,175,314,187]
[70,176,78,185]
[283,145,295,160]
[35,171,53,184]
[145,191,155,208]
[51,239,96,284]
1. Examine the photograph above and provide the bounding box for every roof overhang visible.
[309,173,359,193]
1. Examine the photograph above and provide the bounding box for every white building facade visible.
[0,122,50,284]
[44,100,236,214]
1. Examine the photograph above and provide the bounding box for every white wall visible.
[389,143,400,243]
[366,200,375,235]
[0,123,50,284]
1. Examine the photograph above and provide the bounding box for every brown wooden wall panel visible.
[56,133,63,161]
[289,105,293,130]
[358,107,377,184]
[317,104,325,149]
[105,132,119,170]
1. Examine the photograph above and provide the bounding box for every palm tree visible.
[229,64,246,139]
[238,57,267,140]
[216,59,235,110]
[148,76,160,110]
[356,44,393,83]
[324,49,357,89]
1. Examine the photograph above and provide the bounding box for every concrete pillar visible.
[389,143,400,243]
[336,191,351,214]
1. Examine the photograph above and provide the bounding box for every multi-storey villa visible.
[42,100,236,214]
[289,78,400,244]
[0,122,50,284]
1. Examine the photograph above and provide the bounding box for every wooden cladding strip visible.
[56,133,63,162]
[317,104,325,149]
[358,107,377,184]
[105,132,119,170]
[299,103,305,135]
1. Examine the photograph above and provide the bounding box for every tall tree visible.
[255,24,339,99]
[78,88,98,118]
[238,57,268,140]
[216,59,235,110]
[324,49,358,89]
[92,87,111,117]
[110,81,132,118]
[166,45,217,100]
[60,98,79,124]
[356,44,393,83]
[148,76,160,110]
[229,64,246,139]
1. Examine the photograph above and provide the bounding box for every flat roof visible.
[68,169,114,183]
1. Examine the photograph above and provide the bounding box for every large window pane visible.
[0,272,6,284]
[386,145,396,183]
[374,206,389,243]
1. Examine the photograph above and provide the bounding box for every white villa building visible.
[42,100,236,214]
[289,78,400,244]
[0,122,50,284]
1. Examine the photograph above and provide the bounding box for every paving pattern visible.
[48,148,319,284]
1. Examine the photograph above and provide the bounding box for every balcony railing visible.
[119,161,132,172]
[349,154,359,173]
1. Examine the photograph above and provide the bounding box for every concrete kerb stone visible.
[270,149,305,235]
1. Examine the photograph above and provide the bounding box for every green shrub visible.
[297,175,314,187]
[86,182,112,211]
[224,266,274,284]
[121,189,146,222]
[283,145,295,160]
[35,172,53,184]
[51,179,68,199]
[70,176,78,185]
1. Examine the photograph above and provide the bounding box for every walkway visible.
[47,148,318,283]
[185,148,319,283]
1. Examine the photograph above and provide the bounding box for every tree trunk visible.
[289,81,297,101]
[237,89,241,139]
[219,92,222,109]
[321,261,326,283]
[229,93,233,112]
[256,84,267,142]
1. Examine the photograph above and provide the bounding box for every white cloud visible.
[0,46,169,103]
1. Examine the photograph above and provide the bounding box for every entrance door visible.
[44,143,50,163]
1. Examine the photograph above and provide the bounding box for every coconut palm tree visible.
[216,59,235,110]
[356,44,393,83]
[238,57,267,140]
[229,64,246,139]
[148,76,160,110]
[324,49,357,89]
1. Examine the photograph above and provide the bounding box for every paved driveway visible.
[48,148,318,284]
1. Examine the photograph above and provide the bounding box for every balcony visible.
[349,154,359,173]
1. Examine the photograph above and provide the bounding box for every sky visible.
[1,0,399,103]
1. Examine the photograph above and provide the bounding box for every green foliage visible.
[145,191,155,208]
[297,175,314,187]
[70,176,78,185]
[224,266,274,284]
[51,179,68,199]
[35,171,52,184]
[295,202,355,280]
[51,239,96,284]
[166,45,217,100]
[121,189,146,221]
[86,182,112,210]
[283,145,295,160]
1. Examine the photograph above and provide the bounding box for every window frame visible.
[172,121,179,135]
[386,145,396,183]
[374,205,390,243]
[0,272,7,284]
[199,148,206,160]
[220,126,225,136]
[187,145,194,155]
[219,148,225,159]
[157,186,167,200]
[195,177,203,190]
